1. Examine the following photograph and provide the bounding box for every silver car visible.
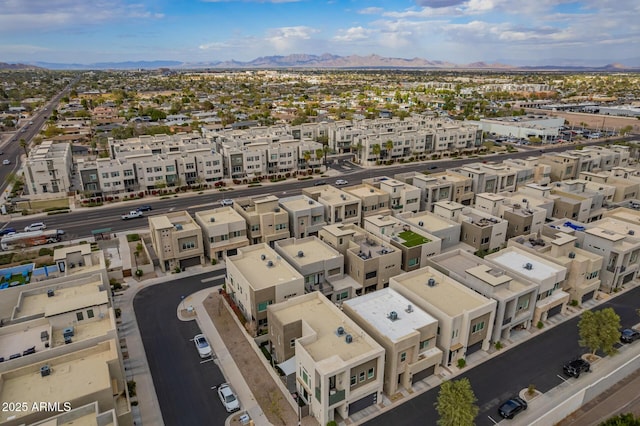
[193,334,212,358]
[217,383,240,412]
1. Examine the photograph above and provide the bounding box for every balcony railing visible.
[329,389,345,405]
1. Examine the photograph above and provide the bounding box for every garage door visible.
[348,392,377,416]
[179,256,201,269]
[412,365,435,384]
[547,304,563,318]
[581,291,595,304]
[466,341,483,355]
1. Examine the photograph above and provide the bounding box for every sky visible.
[0,0,638,66]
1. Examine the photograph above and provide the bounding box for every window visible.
[419,339,430,350]
[471,321,485,334]
[181,241,196,250]
[186,163,195,170]
[251,224,260,232]
[275,223,287,230]
[408,258,419,267]
[101,172,109,178]
[400,352,406,362]
[336,291,349,301]
[257,300,272,312]
[290,339,296,348]
[359,372,365,382]
[166,165,175,172]
[87,309,94,319]
[76,312,84,321]
[110,171,120,177]
[365,271,377,280]
[367,367,374,379]
[351,375,357,386]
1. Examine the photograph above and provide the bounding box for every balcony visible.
[329,388,345,405]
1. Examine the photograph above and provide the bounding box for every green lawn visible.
[398,231,431,248]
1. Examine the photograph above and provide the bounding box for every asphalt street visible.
[0,138,619,237]
[365,286,640,426]
[133,272,227,426]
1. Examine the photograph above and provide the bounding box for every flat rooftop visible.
[279,195,323,212]
[489,249,564,281]
[271,294,380,365]
[344,185,387,199]
[402,212,457,232]
[277,238,340,267]
[392,267,491,317]
[585,227,626,242]
[196,207,245,225]
[343,288,437,342]
[15,277,108,320]
[0,340,118,423]
[149,211,199,231]
[229,245,302,290]
[591,218,640,237]
[322,224,366,239]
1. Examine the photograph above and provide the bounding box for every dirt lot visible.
[530,110,640,133]
[203,291,319,426]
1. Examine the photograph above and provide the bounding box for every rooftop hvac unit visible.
[297,250,304,257]
[266,260,274,267]
[345,334,353,344]
[427,278,436,287]
[524,263,533,270]
[174,224,183,231]
[63,327,74,338]
[40,365,51,377]
[629,230,635,236]
[406,304,413,313]
[261,254,266,261]
[568,252,576,259]
[370,189,375,193]
[47,289,55,297]
[210,217,215,222]
[341,194,347,200]
[308,200,314,205]
[388,311,399,321]
[336,326,345,336]
[418,221,424,226]
[274,207,280,212]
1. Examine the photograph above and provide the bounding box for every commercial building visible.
[342,288,442,395]
[226,244,304,333]
[149,211,205,272]
[234,195,290,245]
[390,266,497,366]
[267,292,385,426]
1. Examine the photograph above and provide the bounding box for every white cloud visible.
[358,7,384,15]
[333,26,372,42]
[265,26,319,51]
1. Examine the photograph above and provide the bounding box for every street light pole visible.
[181,295,185,312]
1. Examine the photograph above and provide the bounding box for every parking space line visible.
[201,275,225,283]
[201,358,214,364]
[557,374,568,382]
[487,415,499,424]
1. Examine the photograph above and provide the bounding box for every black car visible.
[314,180,327,186]
[137,205,153,212]
[498,396,527,419]
[621,328,640,343]
[563,358,590,377]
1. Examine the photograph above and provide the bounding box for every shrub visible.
[174,266,181,273]
[126,234,141,242]
[527,384,536,397]
[38,247,54,256]
[135,269,143,277]
[127,380,137,397]
[495,341,503,350]
[570,299,579,307]
[111,281,123,290]
[457,358,466,369]
[537,321,544,329]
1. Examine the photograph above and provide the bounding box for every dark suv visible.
[621,328,640,343]
[498,396,527,419]
[563,358,590,377]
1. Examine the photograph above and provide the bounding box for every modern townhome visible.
[503,157,552,186]
[303,185,362,225]
[549,181,595,223]
[581,221,640,293]
[432,201,507,254]
[390,266,497,367]
[538,152,583,181]
[342,288,443,395]
[0,263,132,426]
[579,169,640,203]
[226,244,304,334]
[427,249,537,343]
[24,141,74,197]
[342,184,392,220]
[405,171,476,208]
[51,244,109,282]
[509,232,602,305]
[148,210,205,272]
[363,215,441,272]
[395,211,461,251]
[474,193,547,240]
[274,237,361,304]
[267,292,385,426]
[279,194,327,239]
[233,195,290,245]
[194,207,250,260]
[485,246,570,324]
[361,176,421,215]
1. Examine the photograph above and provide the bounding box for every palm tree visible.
[385,140,394,159]
[371,143,381,162]
[302,150,312,169]
[315,148,324,170]
[19,138,28,157]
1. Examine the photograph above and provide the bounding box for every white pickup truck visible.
[121,210,143,220]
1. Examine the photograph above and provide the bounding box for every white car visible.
[335,179,348,186]
[217,383,240,412]
[220,199,234,206]
[193,334,212,358]
[2,159,10,165]
[24,222,46,232]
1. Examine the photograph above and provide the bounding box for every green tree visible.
[578,308,621,356]
[435,378,479,426]
[620,125,633,136]
[315,148,324,169]
[385,140,394,159]
[371,143,381,161]
[302,151,312,169]
[599,413,640,426]
[19,138,28,156]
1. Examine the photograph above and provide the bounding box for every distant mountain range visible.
[3,54,639,71]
